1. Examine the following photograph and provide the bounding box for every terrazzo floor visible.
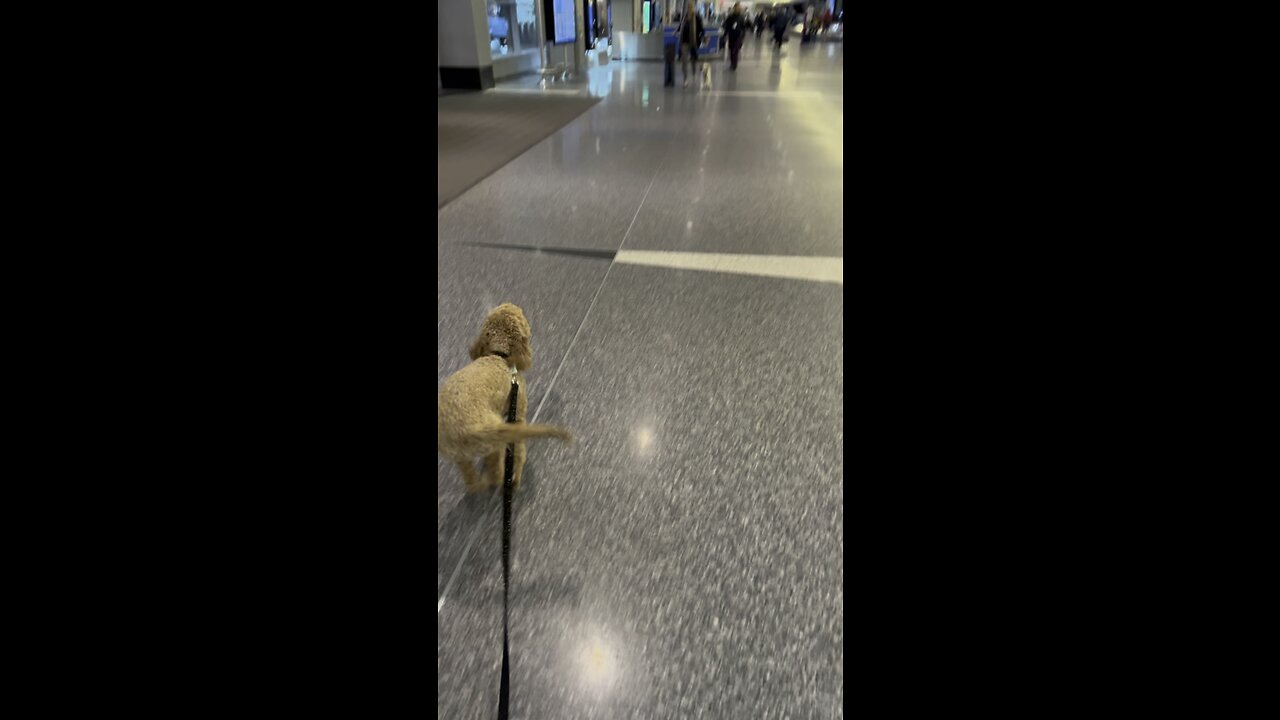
[438,35,844,719]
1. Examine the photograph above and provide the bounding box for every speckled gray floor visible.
[438,35,843,719]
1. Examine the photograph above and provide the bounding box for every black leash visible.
[499,373,518,720]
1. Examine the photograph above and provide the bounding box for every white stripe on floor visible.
[489,87,589,96]
[614,250,842,284]
[705,90,824,98]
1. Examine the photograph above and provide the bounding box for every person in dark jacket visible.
[721,3,749,71]
[755,11,766,38]
[772,7,790,50]
[677,1,704,88]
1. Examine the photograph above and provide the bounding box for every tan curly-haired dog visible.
[438,303,571,492]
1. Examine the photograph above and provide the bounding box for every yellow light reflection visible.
[631,424,658,457]
[579,637,617,687]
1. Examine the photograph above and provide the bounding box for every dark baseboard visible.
[439,66,495,91]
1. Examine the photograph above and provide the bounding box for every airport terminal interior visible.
[439,1,843,716]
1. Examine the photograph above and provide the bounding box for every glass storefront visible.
[640,0,666,32]
[488,0,540,57]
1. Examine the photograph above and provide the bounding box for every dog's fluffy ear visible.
[469,336,486,360]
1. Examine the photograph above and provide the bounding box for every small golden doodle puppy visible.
[438,303,571,492]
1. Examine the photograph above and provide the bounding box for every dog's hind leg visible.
[512,442,527,489]
[483,449,505,488]
[456,459,484,493]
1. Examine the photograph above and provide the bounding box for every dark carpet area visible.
[437,91,600,208]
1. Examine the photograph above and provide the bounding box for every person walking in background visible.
[772,6,789,50]
[677,1,704,88]
[721,3,749,71]
[755,9,766,38]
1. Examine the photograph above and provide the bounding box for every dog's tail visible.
[468,422,572,446]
